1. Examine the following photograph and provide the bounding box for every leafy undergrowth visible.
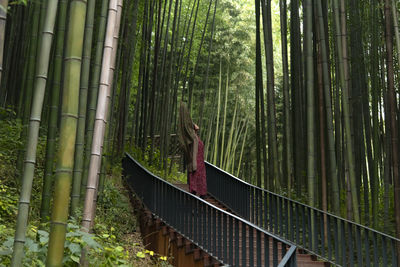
[128,145,187,184]
[0,171,172,266]
[0,108,173,266]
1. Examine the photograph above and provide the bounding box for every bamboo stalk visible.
[70,0,97,215]
[212,59,221,166]
[11,0,59,265]
[81,0,121,232]
[0,0,9,86]
[392,0,400,65]
[46,0,87,265]
[40,0,68,222]
[81,0,110,199]
[236,119,248,177]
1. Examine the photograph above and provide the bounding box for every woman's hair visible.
[178,102,196,157]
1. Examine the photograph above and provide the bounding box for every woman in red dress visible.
[178,103,207,198]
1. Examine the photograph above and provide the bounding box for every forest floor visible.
[0,115,172,266]
[0,166,171,266]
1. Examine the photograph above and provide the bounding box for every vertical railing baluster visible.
[271,194,275,233]
[257,230,261,267]
[320,211,325,258]
[255,188,258,224]
[391,239,397,267]
[296,204,300,246]
[333,217,338,263]
[364,229,370,267]
[340,220,346,267]
[285,199,289,239]
[208,205,212,254]
[264,191,268,230]
[278,197,283,236]
[301,205,306,248]
[219,210,223,260]
[275,195,278,235]
[382,236,388,267]
[235,218,240,266]
[289,200,294,241]
[373,231,378,267]
[242,222,247,267]
[348,222,354,267]
[252,187,256,223]
[216,210,220,259]
[213,207,217,256]
[265,234,270,267]
[355,225,362,267]
[229,216,233,264]
[308,207,312,250]
[249,227,254,267]
[327,214,332,261]
[223,213,227,262]
[273,238,278,267]
[195,199,199,244]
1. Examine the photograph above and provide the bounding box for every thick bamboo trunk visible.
[81,0,122,232]
[304,0,315,207]
[384,0,400,263]
[316,0,340,215]
[332,0,360,223]
[81,0,109,199]
[40,0,68,222]
[262,0,279,190]
[370,0,380,228]
[11,0,59,265]
[70,0,96,215]
[46,0,87,265]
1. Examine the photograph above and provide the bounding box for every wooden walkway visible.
[174,183,329,266]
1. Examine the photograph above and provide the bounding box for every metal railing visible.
[206,162,400,267]
[123,154,297,267]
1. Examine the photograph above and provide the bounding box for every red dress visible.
[189,136,207,196]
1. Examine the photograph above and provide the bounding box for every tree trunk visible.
[81,0,122,232]
[10,0,59,265]
[332,0,360,223]
[46,0,87,265]
[384,0,400,262]
[70,0,96,216]
[40,0,68,222]
[81,0,109,199]
[0,0,9,86]
[280,0,293,196]
[254,0,262,187]
[262,0,279,190]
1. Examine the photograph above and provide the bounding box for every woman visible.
[178,102,207,198]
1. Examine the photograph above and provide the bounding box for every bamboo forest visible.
[1,0,400,266]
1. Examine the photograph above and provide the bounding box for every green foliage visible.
[0,113,171,266]
[0,184,18,223]
[96,174,137,239]
[129,144,187,184]
[0,220,129,266]
[0,108,22,186]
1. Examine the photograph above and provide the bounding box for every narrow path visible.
[174,183,329,266]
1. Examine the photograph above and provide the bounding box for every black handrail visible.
[206,161,400,267]
[123,153,297,266]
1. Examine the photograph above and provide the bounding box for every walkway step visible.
[174,183,330,267]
